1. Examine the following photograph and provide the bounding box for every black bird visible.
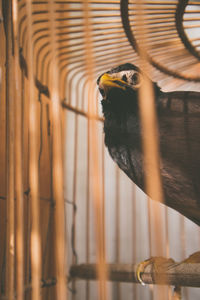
[97,63,200,226]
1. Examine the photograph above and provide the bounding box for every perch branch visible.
[70,262,200,287]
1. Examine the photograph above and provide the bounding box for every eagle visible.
[97,63,200,226]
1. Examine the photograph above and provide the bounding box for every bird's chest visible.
[104,114,141,149]
[103,114,144,187]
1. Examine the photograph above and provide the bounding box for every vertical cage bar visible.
[134,0,168,298]
[26,1,42,299]
[5,2,15,299]
[71,102,78,300]
[135,0,165,247]
[49,1,68,299]
[132,184,137,300]
[12,1,24,299]
[88,83,108,300]
[83,1,108,299]
[114,167,121,300]
[86,109,91,300]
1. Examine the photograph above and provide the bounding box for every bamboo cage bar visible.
[114,168,121,300]
[49,1,68,300]
[12,0,24,299]
[70,263,200,288]
[5,2,15,300]
[83,0,108,298]
[134,1,168,299]
[131,184,137,299]
[71,56,79,300]
[26,1,42,300]
[86,121,91,300]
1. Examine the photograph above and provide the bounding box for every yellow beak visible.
[99,73,127,90]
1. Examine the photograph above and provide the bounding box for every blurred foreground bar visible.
[70,263,200,287]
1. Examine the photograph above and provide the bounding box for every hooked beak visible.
[99,73,128,91]
[98,73,131,99]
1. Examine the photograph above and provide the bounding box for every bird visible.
[97,63,200,226]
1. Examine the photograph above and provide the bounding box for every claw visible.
[136,257,175,286]
[136,265,145,285]
[136,259,152,285]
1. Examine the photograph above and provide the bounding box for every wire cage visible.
[1,0,200,299]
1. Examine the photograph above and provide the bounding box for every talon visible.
[136,258,153,286]
[136,263,146,286]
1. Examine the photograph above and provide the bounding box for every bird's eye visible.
[131,73,140,85]
[122,74,127,82]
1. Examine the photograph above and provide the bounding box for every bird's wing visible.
[157,92,200,224]
[158,92,200,177]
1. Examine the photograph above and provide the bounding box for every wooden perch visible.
[70,262,200,287]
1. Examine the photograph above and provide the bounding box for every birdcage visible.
[1,0,200,300]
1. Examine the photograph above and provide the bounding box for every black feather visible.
[98,63,200,226]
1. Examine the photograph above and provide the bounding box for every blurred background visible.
[1,0,200,299]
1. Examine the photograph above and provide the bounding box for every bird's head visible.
[97,63,161,116]
[97,63,143,114]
